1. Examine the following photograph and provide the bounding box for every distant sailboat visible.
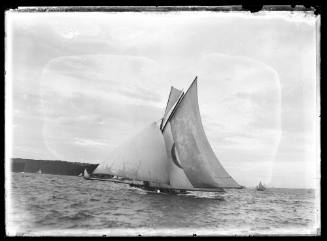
[83,169,90,179]
[89,77,242,194]
[256,181,265,191]
[37,169,42,174]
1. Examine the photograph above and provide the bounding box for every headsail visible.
[168,77,241,189]
[93,122,170,184]
[163,122,193,189]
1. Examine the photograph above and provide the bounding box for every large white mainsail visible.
[93,122,170,184]
[166,77,241,189]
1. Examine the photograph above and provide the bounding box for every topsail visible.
[160,87,184,130]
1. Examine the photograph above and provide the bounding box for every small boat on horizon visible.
[83,169,90,179]
[37,169,42,174]
[256,181,265,191]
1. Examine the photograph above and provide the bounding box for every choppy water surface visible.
[7,173,318,236]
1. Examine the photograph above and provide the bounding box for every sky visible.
[6,11,319,188]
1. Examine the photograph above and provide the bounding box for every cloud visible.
[195,53,281,144]
[40,55,164,105]
[73,137,107,146]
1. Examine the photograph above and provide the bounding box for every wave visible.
[9,172,317,234]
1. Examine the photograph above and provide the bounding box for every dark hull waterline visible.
[83,175,227,193]
[83,176,141,185]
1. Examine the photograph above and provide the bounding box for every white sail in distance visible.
[93,122,170,184]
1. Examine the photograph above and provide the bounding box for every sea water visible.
[6,173,319,236]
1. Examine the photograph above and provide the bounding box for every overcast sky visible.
[6,11,319,188]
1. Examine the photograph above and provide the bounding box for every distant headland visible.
[11,158,99,176]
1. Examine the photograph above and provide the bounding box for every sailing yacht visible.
[83,169,90,179]
[256,181,265,191]
[37,169,42,174]
[89,77,243,193]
